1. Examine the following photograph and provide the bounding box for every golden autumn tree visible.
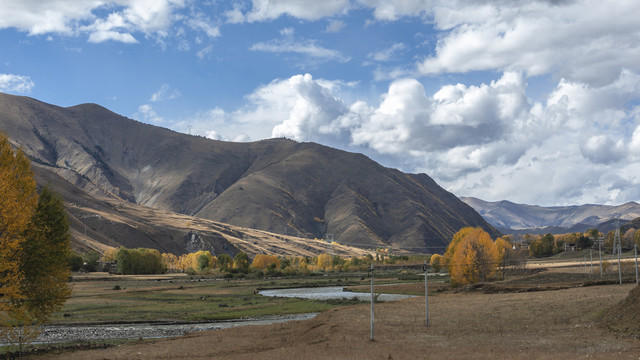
[494,236,512,279]
[101,248,118,262]
[1,133,38,317]
[161,253,179,272]
[316,253,333,271]
[251,254,280,271]
[176,251,216,273]
[444,227,475,274]
[429,254,443,273]
[494,236,511,266]
[448,227,499,286]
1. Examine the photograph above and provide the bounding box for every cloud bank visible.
[188,69,639,206]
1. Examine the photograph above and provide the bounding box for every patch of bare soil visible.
[28,284,640,360]
[602,284,640,337]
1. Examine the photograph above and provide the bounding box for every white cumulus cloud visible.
[417,0,640,86]
[0,0,197,44]
[243,0,350,22]
[0,73,35,94]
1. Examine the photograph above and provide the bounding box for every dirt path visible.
[29,284,640,359]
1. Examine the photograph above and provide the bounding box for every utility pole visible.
[635,244,638,286]
[599,243,603,276]
[613,219,622,284]
[424,261,429,327]
[370,264,374,341]
[590,249,593,275]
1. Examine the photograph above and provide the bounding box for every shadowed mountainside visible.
[0,92,498,253]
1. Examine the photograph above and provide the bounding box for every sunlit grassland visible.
[52,271,413,324]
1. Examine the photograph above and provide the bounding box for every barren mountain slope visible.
[0,92,498,252]
[31,159,367,258]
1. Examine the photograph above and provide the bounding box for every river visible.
[259,285,415,302]
[3,286,412,345]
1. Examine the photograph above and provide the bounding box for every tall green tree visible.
[217,254,232,272]
[529,234,554,257]
[197,253,210,272]
[233,252,250,273]
[20,186,72,323]
[116,247,165,275]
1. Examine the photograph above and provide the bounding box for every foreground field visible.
[30,281,640,359]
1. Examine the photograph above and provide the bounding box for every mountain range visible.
[461,197,640,234]
[0,92,498,255]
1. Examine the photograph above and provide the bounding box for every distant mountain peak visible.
[462,197,640,234]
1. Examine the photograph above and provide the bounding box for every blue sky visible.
[1,0,640,207]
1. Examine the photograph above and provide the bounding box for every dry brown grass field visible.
[29,279,640,360]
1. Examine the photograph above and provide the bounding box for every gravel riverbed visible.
[2,313,318,345]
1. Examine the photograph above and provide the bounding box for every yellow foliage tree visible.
[316,253,333,271]
[494,236,511,265]
[251,254,280,270]
[1,134,38,311]
[444,227,475,274]
[176,251,215,272]
[101,248,118,262]
[449,228,499,286]
[161,253,179,271]
[429,254,443,273]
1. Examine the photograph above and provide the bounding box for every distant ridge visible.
[461,196,640,234]
[0,92,498,254]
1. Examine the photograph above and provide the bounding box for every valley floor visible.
[30,283,640,359]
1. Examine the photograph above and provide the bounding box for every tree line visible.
[90,247,429,277]
[523,228,640,258]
